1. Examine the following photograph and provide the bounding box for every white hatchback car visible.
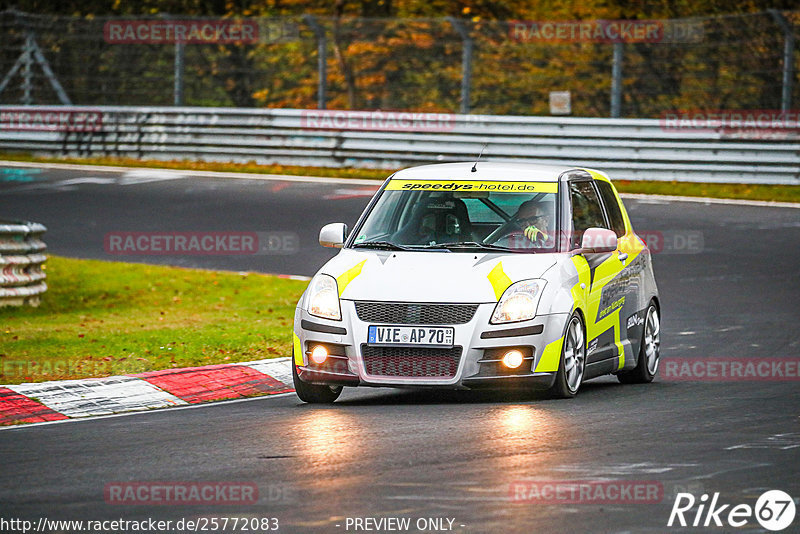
[292,162,660,402]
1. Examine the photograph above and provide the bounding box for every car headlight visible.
[306,274,342,321]
[490,279,546,324]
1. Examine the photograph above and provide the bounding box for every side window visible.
[569,181,607,248]
[596,180,626,237]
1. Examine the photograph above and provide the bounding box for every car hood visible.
[319,249,558,303]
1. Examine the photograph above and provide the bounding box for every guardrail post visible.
[304,15,327,110]
[0,10,71,105]
[0,220,47,307]
[21,33,34,105]
[768,9,794,113]
[448,17,473,115]
[28,31,71,105]
[610,42,623,118]
[174,41,185,106]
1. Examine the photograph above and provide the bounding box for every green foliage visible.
[0,256,307,384]
[0,2,796,115]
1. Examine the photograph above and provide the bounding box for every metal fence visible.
[0,220,47,307]
[0,10,798,117]
[0,106,796,184]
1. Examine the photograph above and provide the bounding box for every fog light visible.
[310,345,328,365]
[502,349,524,369]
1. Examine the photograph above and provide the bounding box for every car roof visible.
[389,162,606,182]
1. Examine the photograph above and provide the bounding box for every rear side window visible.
[569,181,607,247]
[596,180,626,237]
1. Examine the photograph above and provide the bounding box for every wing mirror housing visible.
[581,227,618,253]
[319,223,348,248]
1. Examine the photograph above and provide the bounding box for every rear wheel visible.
[548,312,586,398]
[292,355,343,403]
[618,303,660,384]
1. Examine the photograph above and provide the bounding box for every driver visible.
[514,199,553,245]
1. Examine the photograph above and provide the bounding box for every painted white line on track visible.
[0,160,383,186]
[3,160,797,208]
[620,192,800,209]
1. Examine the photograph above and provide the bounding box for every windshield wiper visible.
[351,241,412,251]
[438,241,516,252]
[352,241,512,252]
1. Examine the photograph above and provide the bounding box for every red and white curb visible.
[0,357,294,426]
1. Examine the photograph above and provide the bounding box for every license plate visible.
[368,325,454,347]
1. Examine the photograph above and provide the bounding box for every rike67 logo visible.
[668,490,796,531]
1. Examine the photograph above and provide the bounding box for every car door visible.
[594,177,649,368]
[568,179,627,369]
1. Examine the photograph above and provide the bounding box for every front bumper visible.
[294,301,566,391]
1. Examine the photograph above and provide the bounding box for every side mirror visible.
[319,223,347,248]
[581,227,617,253]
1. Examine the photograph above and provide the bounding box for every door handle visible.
[618,252,628,263]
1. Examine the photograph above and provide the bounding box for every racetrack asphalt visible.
[0,163,799,533]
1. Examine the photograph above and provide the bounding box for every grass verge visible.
[1,153,798,203]
[0,256,306,385]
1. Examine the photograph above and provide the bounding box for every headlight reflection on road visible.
[485,405,575,473]
[291,410,363,475]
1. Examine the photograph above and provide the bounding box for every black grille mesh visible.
[361,345,462,378]
[355,302,478,325]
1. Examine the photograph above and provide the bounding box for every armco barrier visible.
[0,106,798,184]
[0,220,47,306]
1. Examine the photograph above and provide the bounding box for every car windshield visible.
[350,179,559,253]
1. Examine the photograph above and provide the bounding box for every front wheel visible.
[292,357,343,403]
[548,312,586,398]
[618,303,661,384]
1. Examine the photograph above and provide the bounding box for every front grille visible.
[354,301,478,325]
[360,345,462,378]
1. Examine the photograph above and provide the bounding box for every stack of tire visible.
[0,220,47,306]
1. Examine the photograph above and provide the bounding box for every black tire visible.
[618,302,661,384]
[548,312,586,399]
[292,357,343,403]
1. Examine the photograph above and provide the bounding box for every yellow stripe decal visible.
[293,331,303,365]
[487,262,513,301]
[386,180,558,193]
[570,255,629,369]
[534,335,564,372]
[336,259,367,297]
